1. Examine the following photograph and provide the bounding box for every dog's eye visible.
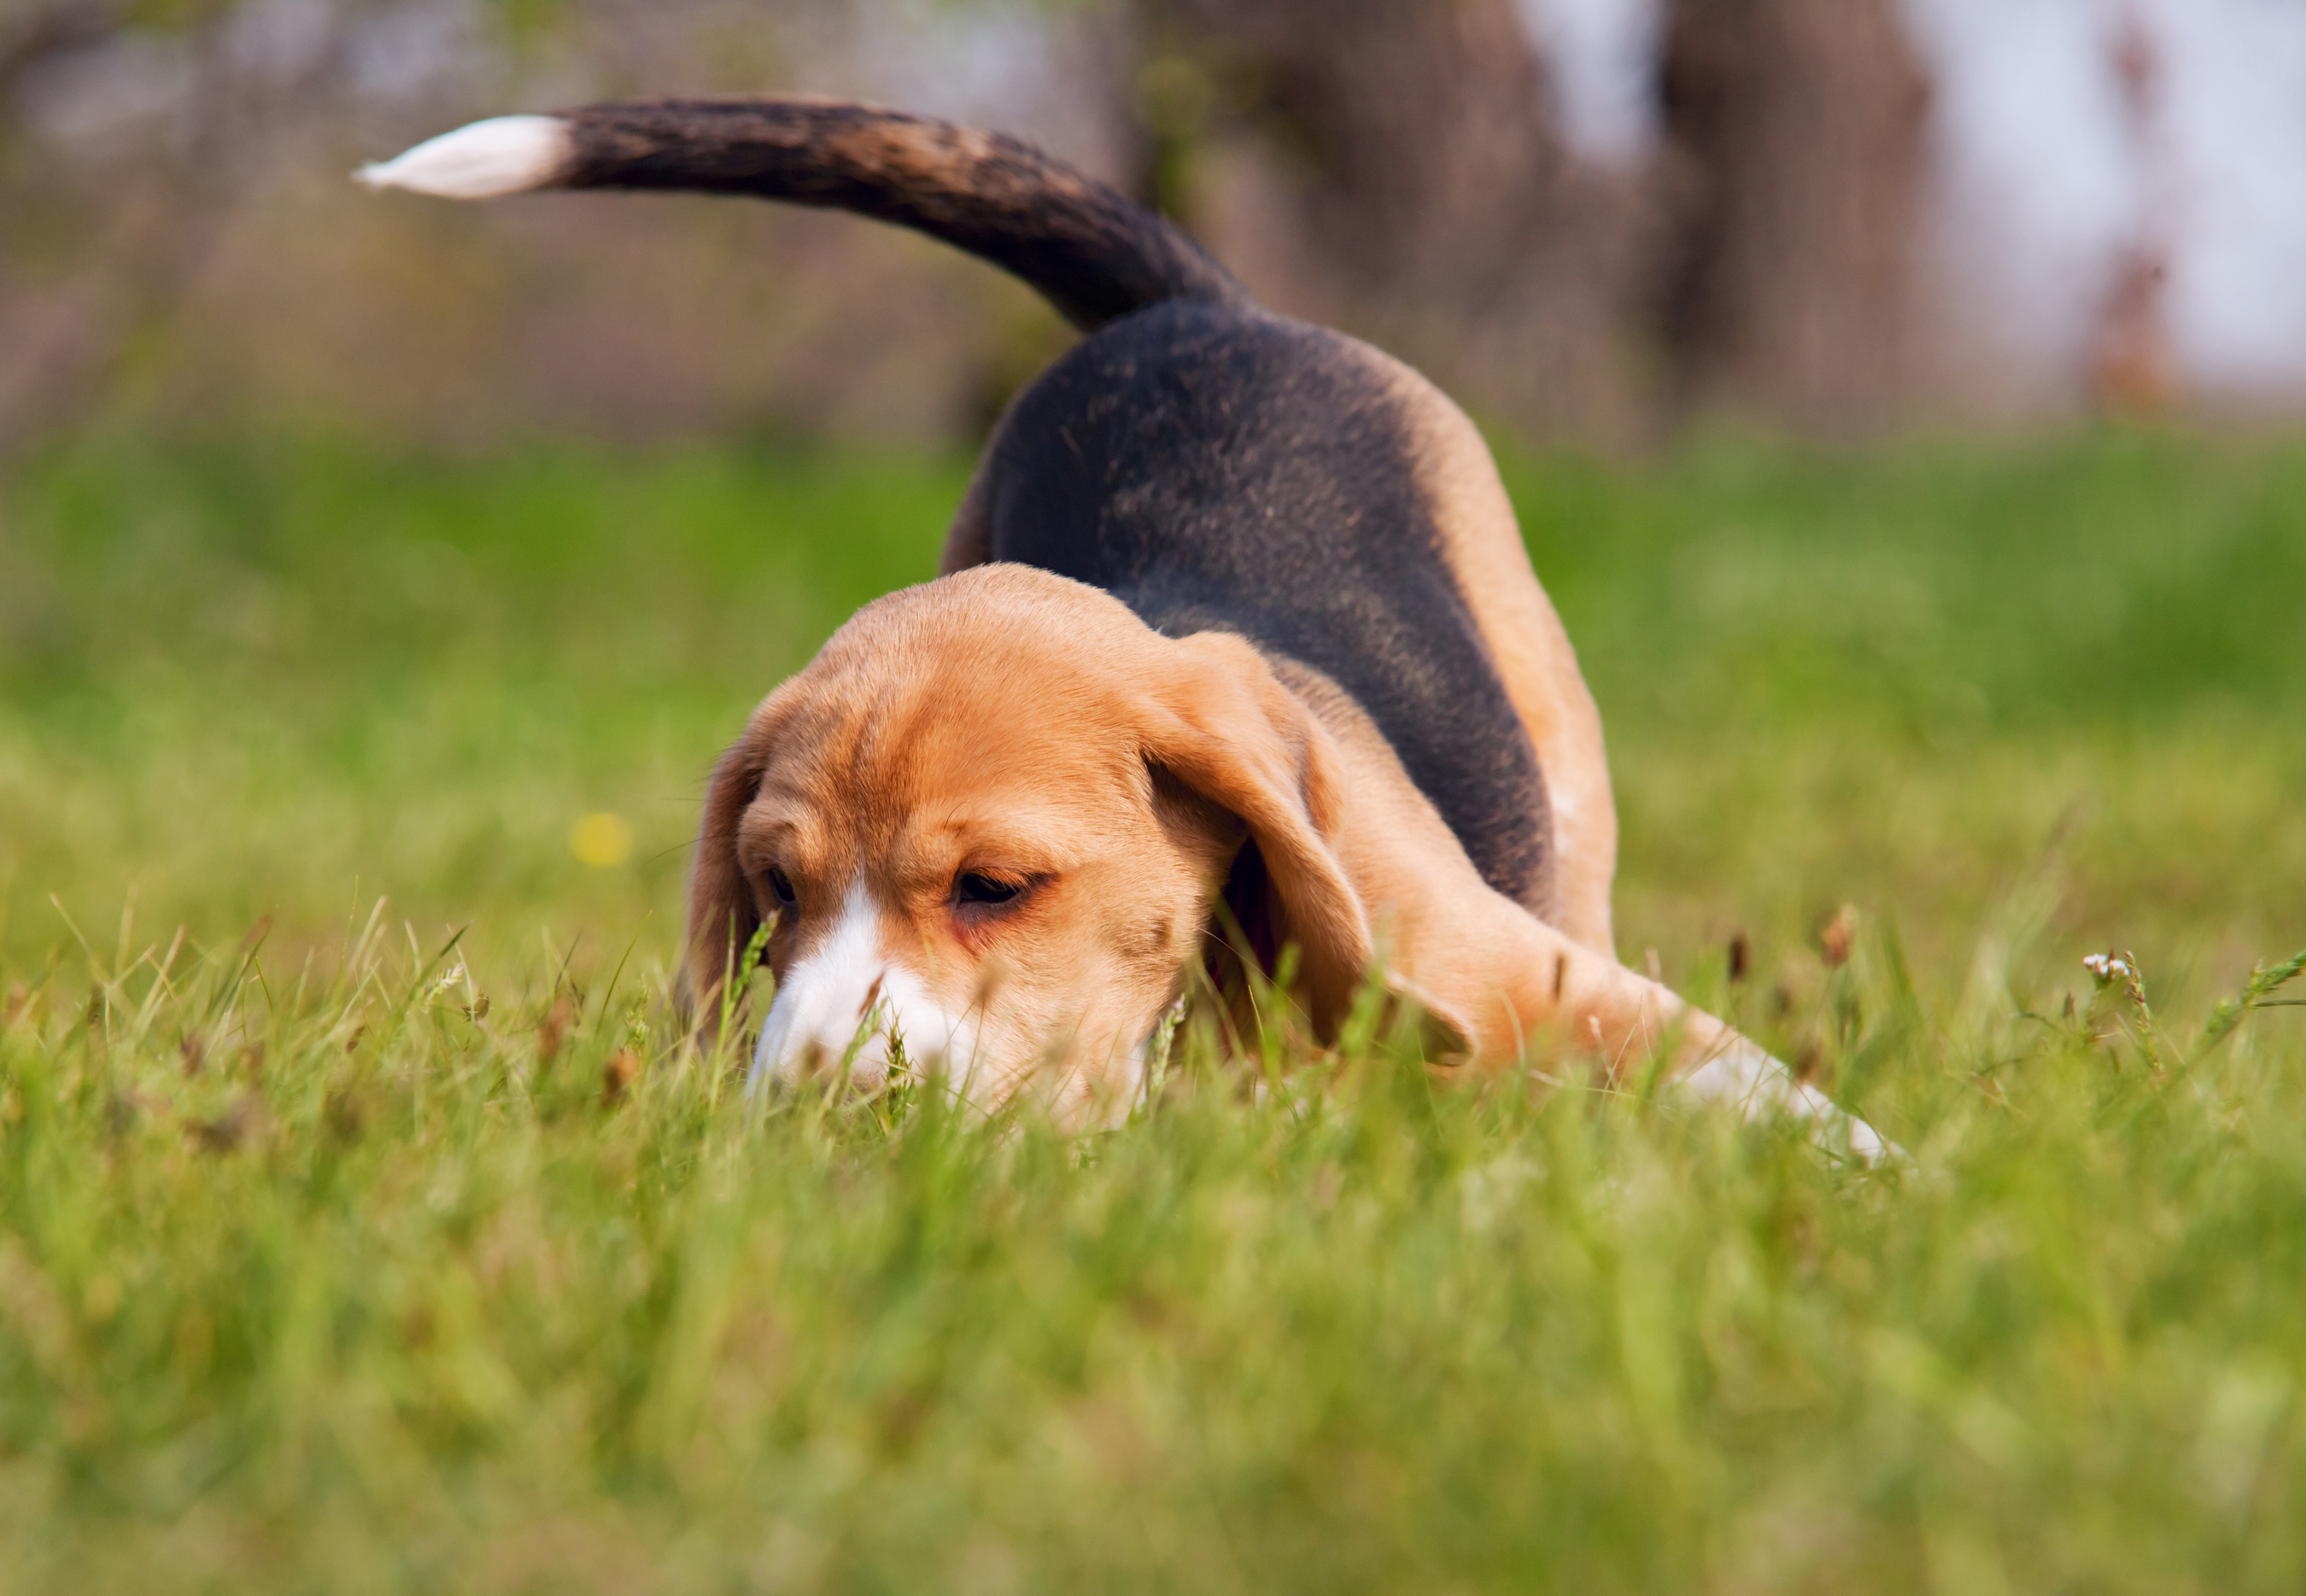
[766,866,798,909]
[954,871,1022,908]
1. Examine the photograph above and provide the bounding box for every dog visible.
[361,99,1881,1155]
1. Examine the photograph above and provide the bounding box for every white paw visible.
[1678,1040,1894,1164]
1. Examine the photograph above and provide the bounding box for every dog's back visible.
[362,97,1602,930]
[978,298,1550,914]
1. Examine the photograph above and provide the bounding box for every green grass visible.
[1,424,2303,1591]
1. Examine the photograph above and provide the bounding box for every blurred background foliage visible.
[3,424,2299,1013]
[5,0,2299,453]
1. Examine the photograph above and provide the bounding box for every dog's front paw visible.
[1677,1041,1894,1165]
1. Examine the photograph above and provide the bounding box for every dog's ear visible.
[682,694,784,1027]
[1136,631,1375,1036]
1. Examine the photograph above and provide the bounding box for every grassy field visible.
[1,424,2303,1592]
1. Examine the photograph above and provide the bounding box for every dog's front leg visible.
[1302,685,1889,1159]
[1396,897,1891,1161]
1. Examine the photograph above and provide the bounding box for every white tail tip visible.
[356,114,573,201]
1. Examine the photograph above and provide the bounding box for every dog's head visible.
[687,564,1374,1119]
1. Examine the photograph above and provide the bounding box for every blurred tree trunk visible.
[0,3,263,447]
[1133,0,1662,447]
[0,2,116,102]
[1656,0,1932,434]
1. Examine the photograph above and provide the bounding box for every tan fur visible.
[690,568,1377,1118]
[1356,345,1619,957]
[691,566,1732,1119]
[1269,658,1713,1071]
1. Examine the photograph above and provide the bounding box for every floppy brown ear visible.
[1136,630,1376,1038]
[682,696,782,1027]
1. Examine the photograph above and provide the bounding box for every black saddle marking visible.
[980,299,1553,912]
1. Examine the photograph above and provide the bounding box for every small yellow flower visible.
[570,811,633,868]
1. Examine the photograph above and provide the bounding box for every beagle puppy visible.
[363,100,1879,1154]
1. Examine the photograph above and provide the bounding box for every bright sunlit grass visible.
[1,424,2303,1590]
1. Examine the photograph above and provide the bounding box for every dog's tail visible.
[358,99,1245,333]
